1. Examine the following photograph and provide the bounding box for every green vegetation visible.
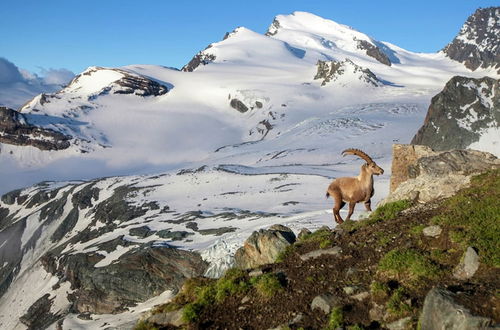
[386,287,412,317]
[432,169,500,267]
[276,244,297,263]
[409,224,425,235]
[134,320,159,330]
[250,273,284,299]
[299,227,333,249]
[326,307,344,330]
[370,281,389,300]
[378,248,441,284]
[341,200,412,232]
[347,325,364,330]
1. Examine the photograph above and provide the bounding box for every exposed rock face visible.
[356,39,391,66]
[234,224,296,269]
[411,76,499,152]
[107,72,169,96]
[181,48,216,72]
[384,144,500,204]
[314,59,381,86]
[50,245,207,314]
[0,107,71,150]
[420,287,495,329]
[442,7,500,71]
[19,294,62,330]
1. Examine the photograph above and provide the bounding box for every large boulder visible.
[383,144,500,204]
[234,225,296,269]
[420,287,495,329]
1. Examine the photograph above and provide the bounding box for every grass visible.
[431,169,500,267]
[341,200,412,232]
[370,281,389,300]
[299,227,333,249]
[250,273,284,299]
[275,244,297,263]
[134,320,159,330]
[386,287,412,317]
[409,224,425,236]
[378,248,441,285]
[326,306,344,330]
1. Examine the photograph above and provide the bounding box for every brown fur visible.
[326,151,384,224]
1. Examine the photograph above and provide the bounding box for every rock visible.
[411,76,499,151]
[351,291,370,301]
[19,294,61,330]
[248,269,264,277]
[453,247,480,280]
[234,225,296,269]
[311,294,341,314]
[356,39,391,66]
[442,7,500,71]
[147,309,185,327]
[300,247,342,261]
[343,286,358,295]
[382,145,500,205]
[297,228,311,240]
[230,98,249,113]
[369,302,385,321]
[422,225,442,237]
[0,107,71,151]
[420,288,495,329]
[386,316,412,330]
[181,47,216,72]
[314,59,381,87]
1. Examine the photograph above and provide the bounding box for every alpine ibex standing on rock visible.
[326,149,384,224]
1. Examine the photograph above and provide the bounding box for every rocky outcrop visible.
[356,39,391,66]
[234,224,296,269]
[46,245,207,314]
[19,294,62,330]
[107,72,169,96]
[0,107,71,150]
[420,288,495,329]
[384,144,500,204]
[181,47,216,72]
[442,7,500,71]
[314,59,381,86]
[453,247,480,280]
[411,76,499,152]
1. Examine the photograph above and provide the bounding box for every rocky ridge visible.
[314,59,382,87]
[411,75,499,153]
[443,7,500,71]
[0,106,71,151]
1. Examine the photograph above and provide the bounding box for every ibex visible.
[326,148,384,224]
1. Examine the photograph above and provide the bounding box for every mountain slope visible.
[443,7,500,71]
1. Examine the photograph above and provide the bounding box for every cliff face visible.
[411,76,499,154]
[442,7,500,71]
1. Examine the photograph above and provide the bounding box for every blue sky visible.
[1,0,498,74]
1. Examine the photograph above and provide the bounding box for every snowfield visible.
[0,11,499,330]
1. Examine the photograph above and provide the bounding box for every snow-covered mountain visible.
[443,7,500,72]
[0,9,499,329]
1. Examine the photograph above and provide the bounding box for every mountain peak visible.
[443,7,500,71]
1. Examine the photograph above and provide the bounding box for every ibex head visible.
[342,148,384,175]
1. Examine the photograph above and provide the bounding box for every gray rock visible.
[411,76,499,151]
[351,291,370,301]
[234,225,296,269]
[300,246,342,261]
[420,287,494,330]
[19,294,62,330]
[147,309,185,327]
[230,98,249,113]
[343,286,358,295]
[386,316,412,330]
[382,145,500,205]
[369,302,385,321]
[422,225,442,237]
[314,59,381,86]
[297,228,311,240]
[442,8,500,71]
[453,247,480,280]
[0,107,71,151]
[311,294,341,314]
